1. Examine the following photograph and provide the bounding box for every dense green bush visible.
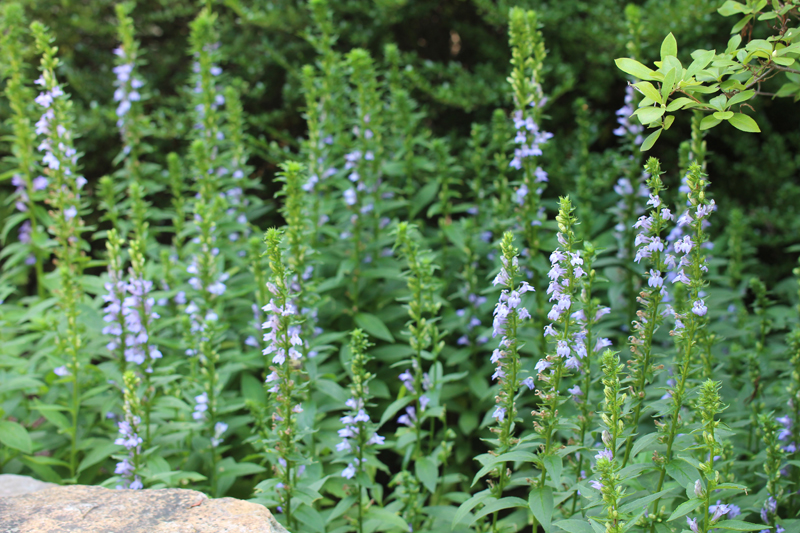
[1,1,800,532]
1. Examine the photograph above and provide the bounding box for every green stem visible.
[621,293,663,467]
[70,369,79,478]
[650,327,696,527]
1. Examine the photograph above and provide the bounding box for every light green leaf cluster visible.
[615,2,800,149]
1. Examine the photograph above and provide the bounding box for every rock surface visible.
[0,481,288,533]
[0,474,56,497]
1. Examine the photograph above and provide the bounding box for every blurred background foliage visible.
[2,0,799,287]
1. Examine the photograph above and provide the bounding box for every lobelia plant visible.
[0,4,48,296]
[481,231,534,533]
[259,228,310,531]
[534,196,584,491]
[649,162,715,524]
[589,350,629,533]
[621,157,673,467]
[570,240,610,508]
[1,3,800,533]
[393,221,447,530]
[30,20,91,480]
[338,328,385,532]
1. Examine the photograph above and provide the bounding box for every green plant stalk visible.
[31,20,87,480]
[649,296,699,526]
[535,197,580,498]
[650,165,710,526]
[356,411,366,533]
[622,160,669,465]
[489,234,525,531]
[620,295,662,467]
[1,4,47,299]
[571,254,598,515]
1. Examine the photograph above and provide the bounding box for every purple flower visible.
[595,448,613,462]
[556,340,570,358]
[673,270,691,285]
[492,268,510,287]
[648,270,664,288]
[594,338,612,353]
[710,502,731,522]
[342,464,356,479]
[211,422,227,448]
[691,300,707,317]
[193,392,209,421]
[674,236,694,254]
[492,407,506,422]
[398,406,416,427]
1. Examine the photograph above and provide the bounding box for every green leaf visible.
[327,495,357,524]
[365,507,409,531]
[619,488,677,514]
[78,440,120,473]
[529,487,554,533]
[661,68,677,103]
[713,111,734,120]
[0,376,45,393]
[615,58,657,81]
[666,97,696,112]
[631,433,661,459]
[714,483,749,492]
[663,115,675,130]
[542,455,563,488]
[555,519,597,533]
[590,519,606,533]
[33,404,71,431]
[718,1,747,16]
[452,489,492,528]
[715,521,771,531]
[700,115,722,130]
[634,106,666,125]
[640,129,662,152]
[217,460,267,479]
[728,113,761,132]
[667,498,703,522]
[0,420,32,453]
[241,373,266,405]
[633,82,663,104]
[661,33,678,60]
[472,497,527,524]
[354,312,394,342]
[686,49,717,78]
[378,396,413,428]
[315,378,348,403]
[472,451,538,486]
[732,14,753,34]
[709,94,728,111]
[415,456,438,493]
[293,506,326,533]
[775,83,800,98]
[727,90,755,107]
[666,459,699,487]
[149,470,207,483]
[410,179,439,219]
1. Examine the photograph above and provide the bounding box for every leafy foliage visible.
[1,1,799,533]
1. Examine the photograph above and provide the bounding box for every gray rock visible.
[0,474,56,498]
[0,484,289,533]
